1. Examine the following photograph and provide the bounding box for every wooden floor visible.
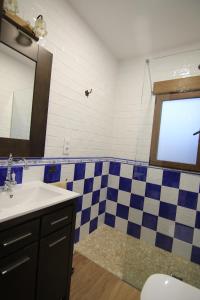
[70,252,140,300]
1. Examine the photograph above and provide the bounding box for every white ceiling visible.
[68,0,200,59]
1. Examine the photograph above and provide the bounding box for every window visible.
[150,77,200,172]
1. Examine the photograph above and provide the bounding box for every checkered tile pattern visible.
[1,158,200,265]
[63,161,109,243]
[43,161,108,244]
[105,163,200,265]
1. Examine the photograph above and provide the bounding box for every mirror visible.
[0,43,36,140]
[0,16,52,157]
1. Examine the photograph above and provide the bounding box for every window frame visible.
[150,91,200,172]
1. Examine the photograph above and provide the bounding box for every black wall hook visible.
[193,130,200,136]
[85,89,93,97]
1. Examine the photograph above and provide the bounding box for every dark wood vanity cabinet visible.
[0,199,76,300]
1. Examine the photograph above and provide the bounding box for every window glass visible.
[157,98,200,164]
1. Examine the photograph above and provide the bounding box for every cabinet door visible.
[37,226,71,300]
[0,243,38,300]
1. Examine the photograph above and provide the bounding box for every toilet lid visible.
[141,274,200,300]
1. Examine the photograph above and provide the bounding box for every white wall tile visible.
[140,227,156,246]
[157,217,175,237]
[98,213,105,226]
[93,176,101,191]
[115,217,128,234]
[60,164,75,182]
[85,163,95,178]
[75,211,81,229]
[106,200,117,215]
[176,206,196,227]
[160,186,179,205]
[102,162,109,175]
[179,173,200,193]
[131,180,146,196]
[100,187,107,201]
[147,167,163,185]
[120,164,133,178]
[73,179,84,194]
[108,174,120,189]
[82,192,92,209]
[118,190,131,206]
[172,239,192,260]
[143,197,160,216]
[22,166,44,183]
[79,222,90,241]
[91,203,99,219]
[128,207,143,225]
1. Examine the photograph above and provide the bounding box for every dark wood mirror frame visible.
[0,2,53,157]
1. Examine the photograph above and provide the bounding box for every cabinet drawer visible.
[0,219,39,258]
[0,243,38,300]
[41,206,72,237]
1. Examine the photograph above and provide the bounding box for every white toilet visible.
[141,274,200,300]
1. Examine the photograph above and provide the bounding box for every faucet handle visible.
[11,172,17,185]
[8,153,13,161]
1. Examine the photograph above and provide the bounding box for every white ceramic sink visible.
[0,181,79,223]
[141,274,200,300]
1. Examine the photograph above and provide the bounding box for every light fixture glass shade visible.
[33,15,48,39]
[4,0,19,15]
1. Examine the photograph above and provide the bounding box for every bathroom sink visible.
[0,181,79,223]
[141,274,200,300]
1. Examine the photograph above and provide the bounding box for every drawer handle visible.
[49,236,67,248]
[51,216,69,226]
[2,232,32,247]
[0,256,30,276]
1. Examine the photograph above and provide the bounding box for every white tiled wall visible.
[17,0,118,157]
[110,46,200,162]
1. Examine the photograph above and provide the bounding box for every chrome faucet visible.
[3,153,16,197]
[1,154,29,198]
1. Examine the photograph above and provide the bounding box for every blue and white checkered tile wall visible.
[105,162,200,265]
[0,158,200,265]
[64,161,108,243]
